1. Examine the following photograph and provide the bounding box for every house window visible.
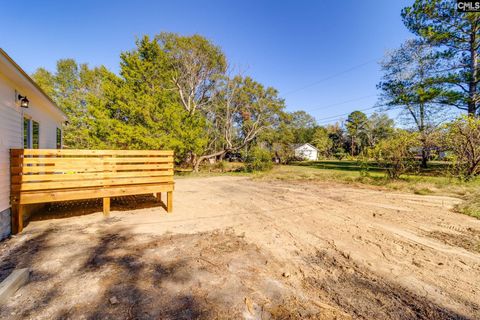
[32,121,39,149]
[23,118,40,149]
[56,128,62,149]
[23,117,31,148]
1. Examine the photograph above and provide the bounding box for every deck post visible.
[167,191,173,213]
[155,192,162,202]
[11,204,24,234]
[103,197,110,216]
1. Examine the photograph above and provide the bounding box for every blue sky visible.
[0,0,413,124]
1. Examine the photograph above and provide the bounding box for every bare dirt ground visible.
[0,176,479,319]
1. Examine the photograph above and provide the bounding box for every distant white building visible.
[293,143,318,161]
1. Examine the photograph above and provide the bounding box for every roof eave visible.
[0,48,67,120]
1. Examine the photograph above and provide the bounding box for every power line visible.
[301,94,377,113]
[283,58,377,96]
[315,106,379,122]
[315,105,403,125]
[316,111,377,125]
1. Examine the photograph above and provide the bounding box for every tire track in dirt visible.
[3,176,479,319]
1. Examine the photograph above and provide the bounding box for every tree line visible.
[33,33,284,171]
[32,0,480,179]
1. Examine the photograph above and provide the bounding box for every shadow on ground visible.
[0,216,477,319]
[29,194,166,222]
[0,226,319,319]
[304,249,477,320]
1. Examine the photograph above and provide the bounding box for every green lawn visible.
[292,160,450,176]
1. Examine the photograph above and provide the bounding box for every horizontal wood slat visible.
[11,170,174,183]
[12,156,174,166]
[12,163,173,174]
[14,183,175,204]
[11,149,173,156]
[12,176,174,192]
[10,149,175,233]
[11,148,175,201]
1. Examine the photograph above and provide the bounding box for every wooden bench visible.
[10,149,175,233]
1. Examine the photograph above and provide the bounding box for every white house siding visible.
[0,57,65,240]
[0,74,22,238]
[294,144,318,161]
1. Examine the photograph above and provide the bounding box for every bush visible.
[444,116,480,180]
[244,147,273,172]
[370,130,420,180]
[334,148,347,160]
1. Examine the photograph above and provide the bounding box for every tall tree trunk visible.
[421,148,428,169]
[191,153,199,172]
[419,104,428,168]
[351,136,355,156]
[193,150,229,172]
[468,30,479,116]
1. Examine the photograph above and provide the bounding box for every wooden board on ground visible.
[0,268,29,305]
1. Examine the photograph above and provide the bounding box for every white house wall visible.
[0,73,22,214]
[295,144,318,161]
[0,71,64,239]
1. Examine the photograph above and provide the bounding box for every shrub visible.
[444,116,480,180]
[370,130,420,180]
[244,147,273,172]
[334,148,347,160]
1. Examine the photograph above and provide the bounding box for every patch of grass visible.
[254,165,480,218]
[292,160,451,177]
[456,193,480,219]
[177,160,480,220]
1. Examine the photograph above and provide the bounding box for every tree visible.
[363,113,395,148]
[325,123,347,159]
[312,126,333,158]
[258,111,295,163]
[157,32,227,115]
[289,111,317,143]
[192,76,284,171]
[378,39,445,167]
[371,130,421,180]
[99,36,208,159]
[32,60,115,149]
[345,111,368,156]
[444,115,480,179]
[402,0,480,116]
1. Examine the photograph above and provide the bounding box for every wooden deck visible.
[10,149,175,233]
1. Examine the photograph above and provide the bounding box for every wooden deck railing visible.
[10,149,175,233]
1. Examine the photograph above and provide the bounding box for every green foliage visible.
[345,111,368,156]
[370,130,421,179]
[244,147,273,172]
[312,126,333,158]
[444,116,480,179]
[334,148,348,160]
[32,33,284,167]
[155,32,227,115]
[326,123,346,157]
[289,111,317,143]
[402,0,480,115]
[456,192,480,219]
[378,39,445,168]
[32,60,116,149]
[364,113,395,147]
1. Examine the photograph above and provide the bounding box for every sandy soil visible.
[0,176,479,319]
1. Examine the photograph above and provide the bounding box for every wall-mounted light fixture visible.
[17,95,29,108]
